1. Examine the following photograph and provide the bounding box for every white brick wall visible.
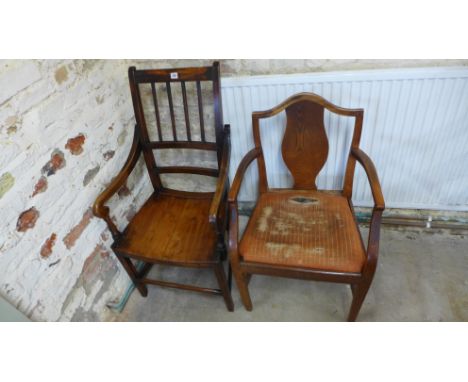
[0,59,151,321]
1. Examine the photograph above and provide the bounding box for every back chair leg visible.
[227,264,232,291]
[233,268,253,311]
[214,263,234,312]
[116,253,148,297]
[347,281,371,322]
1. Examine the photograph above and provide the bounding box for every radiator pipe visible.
[354,211,468,230]
[106,261,145,313]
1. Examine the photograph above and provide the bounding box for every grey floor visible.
[108,217,468,322]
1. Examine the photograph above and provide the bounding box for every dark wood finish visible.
[196,81,206,142]
[93,62,233,311]
[229,92,385,321]
[181,81,191,141]
[156,166,219,177]
[150,82,163,141]
[146,141,217,150]
[166,81,177,141]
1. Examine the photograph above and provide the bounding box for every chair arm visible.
[209,125,231,225]
[228,147,261,204]
[351,147,385,211]
[92,125,142,238]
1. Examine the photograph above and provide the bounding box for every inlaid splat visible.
[281,101,328,190]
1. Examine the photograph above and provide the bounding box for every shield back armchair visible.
[228,92,385,321]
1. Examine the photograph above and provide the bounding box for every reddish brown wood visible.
[229,92,384,321]
[93,62,233,311]
[282,101,328,190]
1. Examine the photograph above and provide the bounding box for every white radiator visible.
[221,67,468,211]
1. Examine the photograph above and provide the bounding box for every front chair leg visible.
[116,254,148,297]
[214,263,234,312]
[347,281,371,321]
[232,267,253,311]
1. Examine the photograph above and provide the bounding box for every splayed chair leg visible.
[233,270,253,311]
[214,262,234,312]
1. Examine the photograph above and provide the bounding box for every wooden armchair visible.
[228,93,385,321]
[93,62,233,311]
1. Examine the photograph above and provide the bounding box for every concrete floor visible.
[108,217,468,322]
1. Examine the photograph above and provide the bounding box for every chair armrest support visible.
[93,125,142,238]
[351,147,385,211]
[227,147,261,265]
[228,147,261,204]
[209,125,231,225]
[351,147,385,273]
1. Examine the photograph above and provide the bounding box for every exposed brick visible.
[0,172,15,199]
[54,66,68,85]
[81,244,113,294]
[41,149,66,176]
[65,134,86,155]
[40,233,57,258]
[83,165,100,186]
[17,207,39,232]
[103,150,115,161]
[117,183,131,198]
[63,208,93,249]
[7,125,17,135]
[31,176,48,197]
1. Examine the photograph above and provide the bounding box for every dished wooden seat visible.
[113,193,218,265]
[93,62,234,311]
[239,190,366,273]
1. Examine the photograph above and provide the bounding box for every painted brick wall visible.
[0,60,153,321]
[1,59,467,321]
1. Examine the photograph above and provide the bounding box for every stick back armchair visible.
[228,92,385,321]
[93,62,233,311]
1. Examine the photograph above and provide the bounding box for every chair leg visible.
[227,263,232,291]
[232,268,253,311]
[116,254,148,297]
[214,263,234,312]
[347,281,371,322]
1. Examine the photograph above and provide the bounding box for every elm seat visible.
[239,190,366,273]
[93,62,234,312]
[112,193,218,265]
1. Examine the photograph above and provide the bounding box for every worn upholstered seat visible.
[228,92,385,321]
[239,190,366,273]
